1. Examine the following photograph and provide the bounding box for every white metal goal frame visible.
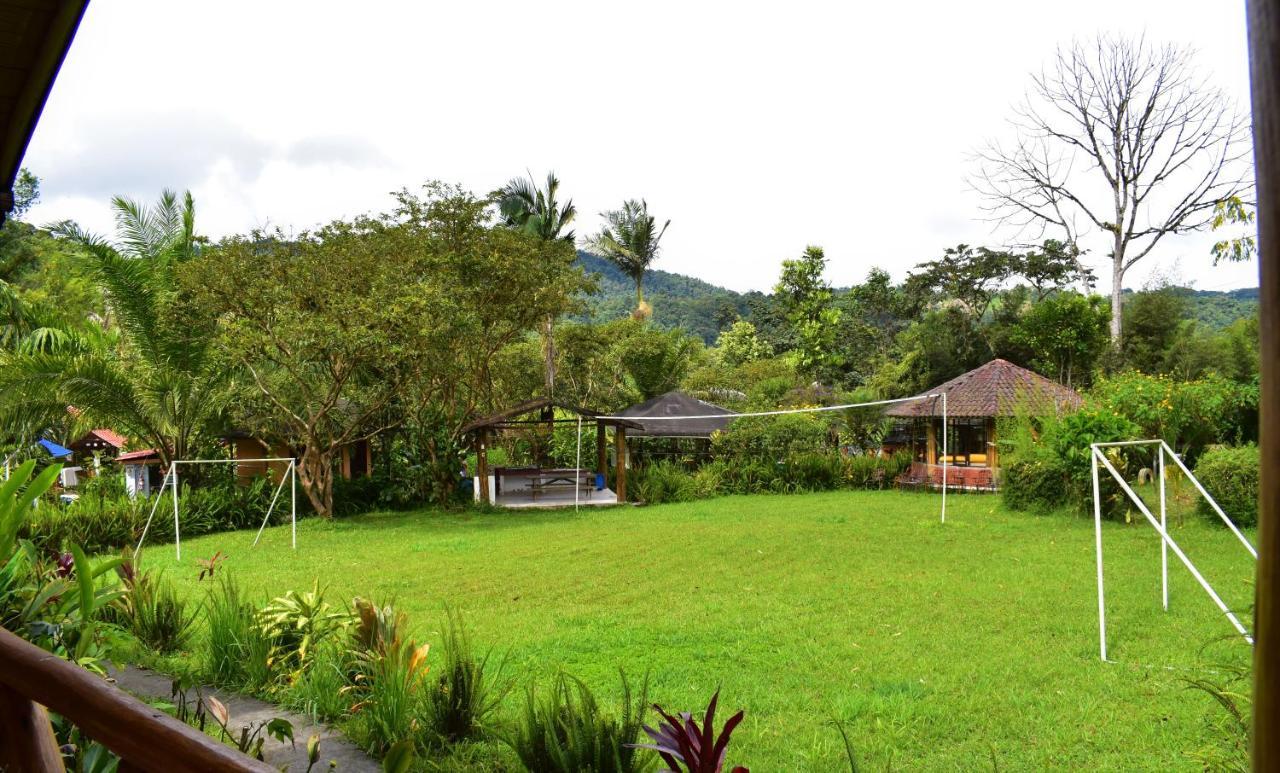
[1090,439,1257,662]
[135,457,298,561]
[586,392,952,521]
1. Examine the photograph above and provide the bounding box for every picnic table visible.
[529,468,596,500]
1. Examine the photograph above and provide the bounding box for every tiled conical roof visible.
[884,359,1083,418]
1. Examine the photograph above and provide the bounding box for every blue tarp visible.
[38,438,73,458]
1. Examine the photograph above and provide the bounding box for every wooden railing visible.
[0,627,273,772]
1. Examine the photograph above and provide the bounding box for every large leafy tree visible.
[0,190,227,465]
[586,199,669,316]
[498,171,577,396]
[774,246,843,378]
[1009,291,1110,388]
[187,184,589,514]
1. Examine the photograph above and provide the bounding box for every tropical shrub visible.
[691,461,728,498]
[505,670,652,773]
[998,407,1142,519]
[1,460,123,679]
[842,452,910,490]
[257,581,348,678]
[633,462,698,504]
[285,640,350,723]
[21,493,146,554]
[633,689,748,773]
[1090,371,1258,459]
[352,626,431,755]
[347,597,431,754]
[424,608,505,744]
[1193,444,1260,528]
[711,413,834,463]
[1001,459,1070,512]
[124,570,198,654]
[784,452,843,492]
[20,478,284,554]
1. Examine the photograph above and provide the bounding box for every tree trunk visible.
[543,314,556,397]
[297,445,334,518]
[1109,235,1126,343]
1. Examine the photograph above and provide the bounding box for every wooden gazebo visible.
[461,398,642,506]
[885,359,1083,489]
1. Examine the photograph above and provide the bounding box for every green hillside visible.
[576,252,1260,342]
[574,252,752,342]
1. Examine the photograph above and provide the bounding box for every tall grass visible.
[204,575,272,688]
[127,572,198,654]
[285,641,350,723]
[504,669,652,773]
[424,607,505,744]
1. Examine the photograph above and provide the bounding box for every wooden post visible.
[614,426,627,502]
[925,420,937,466]
[475,429,490,504]
[0,682,61,772]
[987,419,999,470]
[1249,0,1280,764]
[596,422,607,477]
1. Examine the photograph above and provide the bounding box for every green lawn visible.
[142,490,1255,770]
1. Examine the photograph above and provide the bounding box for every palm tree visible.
[0,190,226,466]
[586,200,670,316]
[498,172,577,396]
[499,171,576,243]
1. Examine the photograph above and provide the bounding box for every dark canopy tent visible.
[615,391,737,438]
[615,391,737,467]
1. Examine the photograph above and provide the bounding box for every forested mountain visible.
[1175,287,1259,329]
[576,251,1260,343]
[573,252,753,342]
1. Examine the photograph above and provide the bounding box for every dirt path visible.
[108,665,379,772]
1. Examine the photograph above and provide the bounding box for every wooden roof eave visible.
[461,397,642,434]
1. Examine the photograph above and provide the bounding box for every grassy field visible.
[141,490,1255,770]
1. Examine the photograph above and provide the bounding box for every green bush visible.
[632,462,697,504]
[504,670,653,773]
[1001,459,1070,512]
[1193,445,1259,528]
[20,478,287,554]
[692,460,729,498]
[784,452,843,492]
[1090,371,1258,459]
[126,572,198,654]
[711,413,835,463]
[843,452,910,490]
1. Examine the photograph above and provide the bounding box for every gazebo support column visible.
[475,429,490,504]
[596,422,607,480]
[614,427,627,502]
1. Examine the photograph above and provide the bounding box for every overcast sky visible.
[22,0,1260,294]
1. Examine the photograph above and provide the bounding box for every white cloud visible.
[21,0,1260,293]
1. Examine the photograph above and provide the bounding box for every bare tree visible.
[973,35,1252,342]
